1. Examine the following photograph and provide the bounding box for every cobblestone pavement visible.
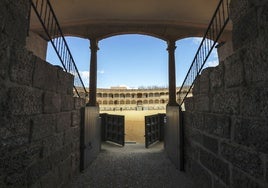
[69,142,195,188]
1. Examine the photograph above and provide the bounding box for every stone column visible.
[88,39,99,106]
[167,40,179,106]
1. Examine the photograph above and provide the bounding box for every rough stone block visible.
[224,51,244,88]
[27,158,52,186]
[184,140,200,161]
[187,128,203,144]
[71,110,80,127]
[43,92,61,114]
[58,157,72,185]
[56,112,72,133]
[213,178,228,188]
[233,117,268,154]
[232,167,265,188]
[57,69,74,95]
[203,114,231,139]
[230,1,268,49]
[73,97,86,110]
[71,152,80,176]
[184,97,194,112]
[0,0,30,45]
[40,170,59,188]
[191,112,204,130]
[47,149,62,169]
[61,95,74,112]
[229,0,251,25]
[0,35,11,79]
[0,136,29,155]
[0,82,8,114]
[43,133,64,155]
[33,57,58,92]
[232,7,258,49]
[0,115,30,141]
[71,142,80,154]
[243,43,268,84]
[212,90,240,115]
[199,68,213,94]
[202,134,219,154]
[240,86,268,118]
[194,94,210,112]
[220,142,263,178]
[10,47,34,86]
[7,87,43,115]
[63,128,74,145]
[183,111,193,128]
[210,64,224,92]
[192,76,200,96]
[266,156,268,183]
[217,40,234,63]
[31,114,56,141]
[4,171,27,187]
[200,150,230,185]
[3,144,41,179]
[185,158,212,188]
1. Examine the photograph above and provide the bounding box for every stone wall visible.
[183,0,268,187]
[26,31,48,61]
[0,0,85,187]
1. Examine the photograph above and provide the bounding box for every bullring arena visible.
[77,86,190,143]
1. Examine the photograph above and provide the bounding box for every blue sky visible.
[46,34,218,89]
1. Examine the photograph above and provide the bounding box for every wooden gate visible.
[145,113,166,148]
[100,113,125,146]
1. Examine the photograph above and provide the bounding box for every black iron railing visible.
[178,0,230,105]
[30,0,88,97]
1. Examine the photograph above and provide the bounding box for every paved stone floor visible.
[69,142,195,188]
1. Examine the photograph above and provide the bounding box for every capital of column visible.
[167,40,176,52]
[90,39,99,52]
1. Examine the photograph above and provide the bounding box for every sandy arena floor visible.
[100,110,166,143]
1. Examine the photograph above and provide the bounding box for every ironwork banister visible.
[178,0,230,105]
[30,0,88,97]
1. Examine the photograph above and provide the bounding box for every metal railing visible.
[178,0,230,105]
[30,0,88,97]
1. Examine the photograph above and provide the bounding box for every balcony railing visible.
[177,0,230,105]
[30,0,88,97]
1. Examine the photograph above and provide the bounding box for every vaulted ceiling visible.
[30,0,232,41]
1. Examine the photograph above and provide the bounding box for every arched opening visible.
[137,100,143,106]
[137,93,142,98]
[45,35,219,145]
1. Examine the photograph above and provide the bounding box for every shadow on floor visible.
[69,142,195,188]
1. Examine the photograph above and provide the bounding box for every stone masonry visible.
[184,0,268,187]
[0,0,85,187]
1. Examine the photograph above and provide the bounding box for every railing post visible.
[88,38,99,106]
[167,40,179,106]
